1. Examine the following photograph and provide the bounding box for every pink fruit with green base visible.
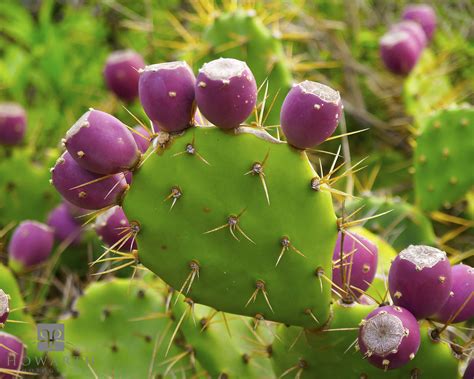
[8,221,54,272]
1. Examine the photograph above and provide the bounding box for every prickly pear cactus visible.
[49,278,191,378]
[196,9,293,126]
[124,126,338,328]
[414,105,474,211]
[346,196,437,251]
[271,301,460,378]
[0,263,41,360]
[172,294,274,378]
[0,149,59,226]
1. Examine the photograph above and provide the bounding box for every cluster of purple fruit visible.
[333,234,474,371]
[379,4,436,75]
[6,201,139,272]
[51,56,343,213]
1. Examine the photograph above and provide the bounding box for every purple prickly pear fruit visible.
[464,359,474,379]
[95,206,137,251]
[51,152,128,210]
[434,264,474,324]
[195,58,257,129]
[390,21,427,50]
[280,81,342,149]
[388,245,452,319]
[0,103,26,146]
[0,332,25,379]
[139,61,196,133]
[47,204,83,245]
[332,231,378,299]
[0,290,9,325]
[358,305,420,370]
[379,30,421,76]
[402,4,437,41]
[103,50,145,102]
[8,221,54,272]
[132,125,151,153]
[64,109,141,175]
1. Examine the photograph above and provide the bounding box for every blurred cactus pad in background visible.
[0,0,473,378]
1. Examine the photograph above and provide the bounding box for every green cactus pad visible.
[197,9,293,126]
[123,126,338,328]
[403,50,453,126]
[0,149,59,227]
[49,279,191,378]
[171,295,274,378]
[0,263,41,360]
[414,106,474,212]
[346,196,437,251]
[271,301,460,378]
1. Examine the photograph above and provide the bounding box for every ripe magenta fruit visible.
[195,58,257,129]
[388,245,452,319]
[434,264,474,324]
[103,50,145,102]
[139,61,196,133]
[390,21,427,50]
[51,152,128,210]
[8,221,54,272]
[95,205,137,251]
[402,4,437,41]
[332,231,378,299]
[0,103,26,146]
[379,30,421,76]
[280,81,342,149]
[0,332,25,378]
[358,305,420,370]
[64,109,141,175]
